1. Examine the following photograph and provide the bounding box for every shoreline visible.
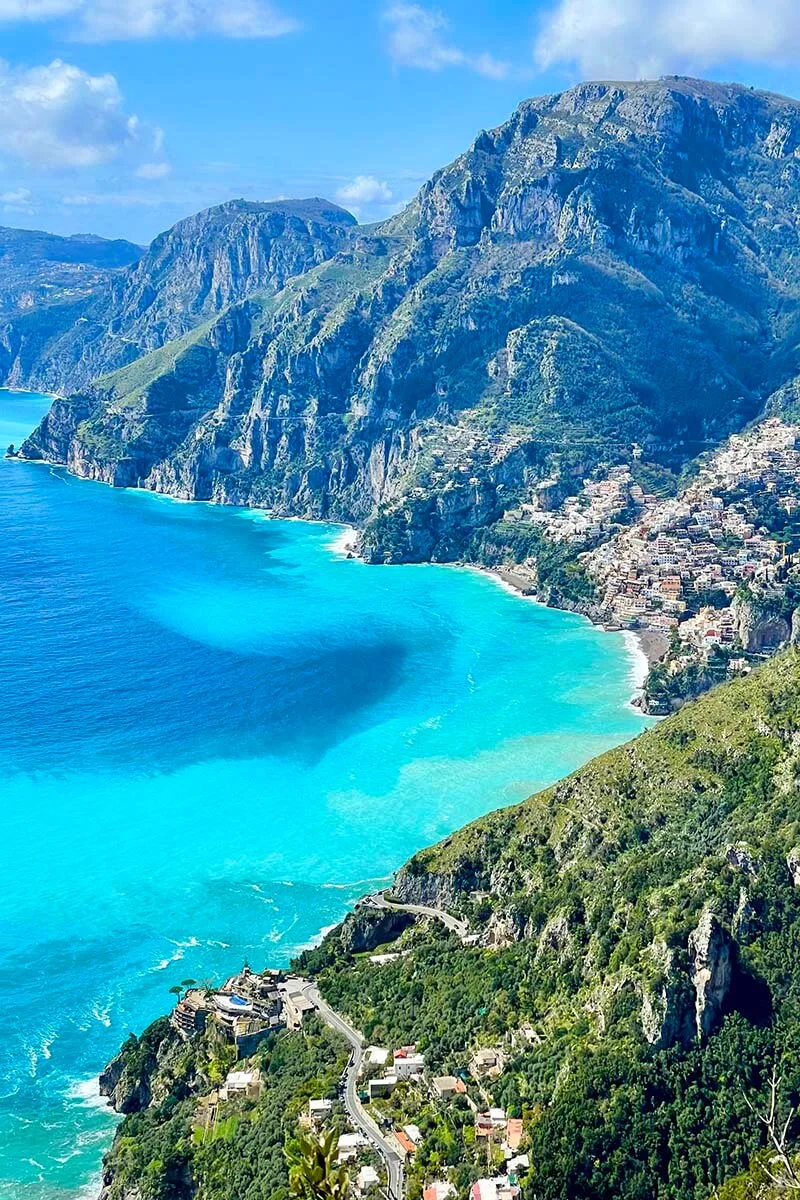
[473,563,665,708]
[8,448,661,706]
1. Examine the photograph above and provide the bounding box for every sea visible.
[0,389,648,1198]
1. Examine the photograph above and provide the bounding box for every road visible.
[365,891,471,940]
[299,981,405,1200]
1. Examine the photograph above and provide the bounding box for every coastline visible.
[8,441,661,707]
[473,562,664,707]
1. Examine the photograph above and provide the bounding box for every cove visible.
[0,390,648,1199]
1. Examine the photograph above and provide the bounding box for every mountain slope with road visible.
[94,647,800,1200]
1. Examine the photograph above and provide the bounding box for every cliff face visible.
[3,199,356,394]
[21,78,800,561]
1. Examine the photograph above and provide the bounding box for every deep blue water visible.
[0,390,648,1198]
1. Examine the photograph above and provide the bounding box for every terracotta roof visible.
[395,1131,416,1155]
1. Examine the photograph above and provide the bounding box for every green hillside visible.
[98,649,800,1200]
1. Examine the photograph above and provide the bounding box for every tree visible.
[742,1069,800,1193]
[286,1129,351,1200]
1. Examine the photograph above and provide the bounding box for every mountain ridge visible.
[18,75,800,570]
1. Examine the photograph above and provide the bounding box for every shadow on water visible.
[2,630,411,776]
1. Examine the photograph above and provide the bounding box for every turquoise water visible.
[0,390,648,1198]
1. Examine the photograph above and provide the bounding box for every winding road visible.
[299,981,405,1200]
[364,891,471,940]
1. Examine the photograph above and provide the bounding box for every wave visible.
[151,935,200,972]
[292,921,340,954]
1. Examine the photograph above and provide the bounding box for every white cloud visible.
[384,4,510,78]
[136,160,172,179]
[0,187,31,204]
[0,0,299,39]
[0,58,162,170]
[535,0,800,79]
[336,175,394,207]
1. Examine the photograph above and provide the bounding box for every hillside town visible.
[510,419,800,696]
[161,914,531,1200]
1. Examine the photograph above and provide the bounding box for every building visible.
[475,1114,494,1139]
[171,990,210,1039]
[431,1076,466,1100]
[363,1046,390,1068]
[308,1099,333,1126]
[279,979,316,1029]
[394,1130,417,1158]
[403,1124,423,1145]
[471,1178,519,1200]
[470,1047,504,1079]
[356,1166,380,1194]
[424,1184,456,1200]
[219,1070,262,1102]
[393,1052,425,1080]
[336,1132,366,1163]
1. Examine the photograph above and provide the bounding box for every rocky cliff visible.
[3,198,356,393]
[21,78,800,562]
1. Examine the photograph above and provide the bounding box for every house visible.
[505,1119,523,1151]
[471,1178,519,1200]
[489,1108,507,1129]
[336,1132,365,1163]
[219,1070,262,1102]
[356,1166,380,1193]
[432,1076,466,1100]
[393,1052,425,1080]
[368,1076,398,1100]
[403,1124,423,1145]
[423,1183,456,1200]
[475,1113,494,1139]
[279,980,316,1029]
[308,1098,333,1125]
[394,1130,417,1158]
[470,1048,504,1079]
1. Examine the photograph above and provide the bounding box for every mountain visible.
[95,648,800,1200]
[0,224,141,316]
[18,76,800,565]
[0,198,357,391]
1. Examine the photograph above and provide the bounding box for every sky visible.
[3,0,800,244]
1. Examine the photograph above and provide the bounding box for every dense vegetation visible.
[99,649,800,1200]
[101,1018,347,1200]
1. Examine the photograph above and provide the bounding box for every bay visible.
[0,390,647,1198]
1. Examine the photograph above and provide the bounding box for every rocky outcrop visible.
[339,903,414,954]
[732,596,791,654]
[688,911,733,1039]
[393,851,489,909]
[787,847,800,885]
[99,1017,185,1114]
[726,843,760,877]
[8,198,356,394]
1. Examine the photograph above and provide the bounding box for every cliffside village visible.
[170,966,531,1200]
[512,418,800,681]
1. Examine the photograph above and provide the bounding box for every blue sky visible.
[2,0,800,244]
